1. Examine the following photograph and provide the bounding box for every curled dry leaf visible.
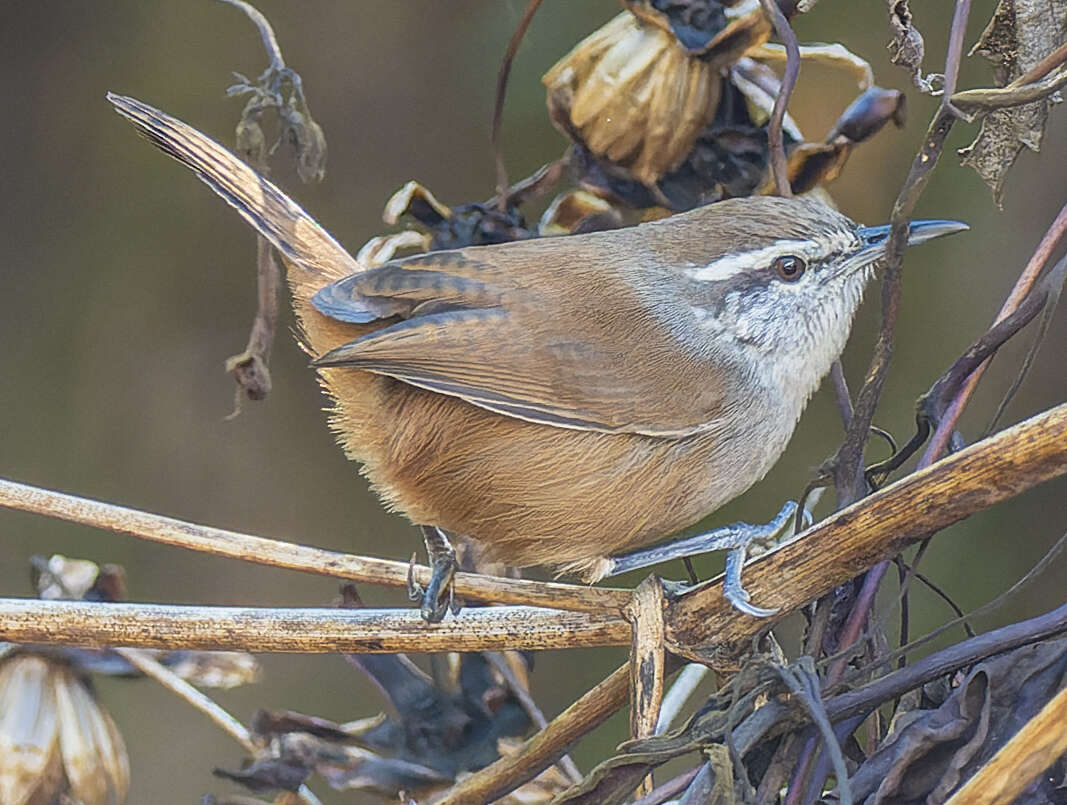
[850,636,1067,803]
[885,0,939,93]
[959,0,1067,203]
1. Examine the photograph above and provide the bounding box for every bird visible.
[107,92,967,620]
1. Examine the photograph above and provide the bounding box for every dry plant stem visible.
[226,236,280,412]
[217,0,285,70]
[758,0,799,198]
[436,663,637,805]
[491,0,544,203]
[632,766,701,805]
[665,401,1067,662]
[939,0,970,105]
[829,360,854,427]
[822,601,1067,727]
[2,404,1065,657]
[484,651,584,785]
[656,663,710,735]
[799,15,973,779]
[0,476,631,616]
[116,649,325,805]
[833,0,970,501]
[733,602,1067,758]
[923,203,1067,463]
[945,685,1067,805]
[833,106,956,501]
[0,600,628,653]
[951,65,1067,114]
[778,662,853,805]
[115,647,255,750]
[628,577,668,797]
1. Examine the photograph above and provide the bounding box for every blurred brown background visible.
[0,1,1064,802]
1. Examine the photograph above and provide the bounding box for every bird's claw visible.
[409,552,459,623]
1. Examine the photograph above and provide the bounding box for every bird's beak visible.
[856,219,969,252]
[841,219,968,276]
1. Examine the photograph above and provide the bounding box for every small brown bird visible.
[108,94,966,620]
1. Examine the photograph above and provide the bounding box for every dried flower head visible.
[0,654,130,805]
[543,3,771,186]
[3,555,261,805]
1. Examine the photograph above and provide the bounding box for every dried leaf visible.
[886,0,939,92]
[380,181,533,250]
[959,0,1067,202]
[850,637,1067,803]
[213,757,311,793]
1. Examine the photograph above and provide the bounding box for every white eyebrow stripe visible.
[685,239,817,282]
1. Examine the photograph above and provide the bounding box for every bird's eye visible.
[773,255,807,281]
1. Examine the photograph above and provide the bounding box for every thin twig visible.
[778,660,852,805]
[733,601,1067,758]
[632,766,702,805]
[217,0,285,70]
[759,0,800,197]
[115,647,254,750]
[836,526,1067,691]
[951,65,1067,114]
[938,0,971,108]
[484,651,584,785]
[824,601,1067,725]
[114,648,326,805]
[923,203,1067,463]
[0,476,631,616]
[656,663,710,735]
[829,361,854,428]
[437,663,643,805]
[491,0,544,204]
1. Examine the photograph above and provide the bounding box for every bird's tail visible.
[107,93,360,285]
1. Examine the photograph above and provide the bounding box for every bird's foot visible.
[408,526,461,623]
[604,501,809,618]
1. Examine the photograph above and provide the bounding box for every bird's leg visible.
[407,526,460,623]
[602,501,804,618]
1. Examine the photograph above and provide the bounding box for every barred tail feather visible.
[107,92,360,283]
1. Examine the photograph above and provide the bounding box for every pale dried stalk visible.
[0,600,629,653]
[114,647,254,750]
[116,648,324,805]
[436,663,635,805]
[0,476,631,617]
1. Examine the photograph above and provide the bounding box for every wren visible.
[109,94,966,620]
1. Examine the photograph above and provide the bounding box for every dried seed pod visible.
[379,181,533,252]
[538,190,624,235]
[544,4,772,187]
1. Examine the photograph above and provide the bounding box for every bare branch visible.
[759,0,800,197]
[491,0,545,204]
[923,203,1067,463]
[217,0,285,71]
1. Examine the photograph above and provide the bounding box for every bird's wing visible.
[312,247,726,437]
